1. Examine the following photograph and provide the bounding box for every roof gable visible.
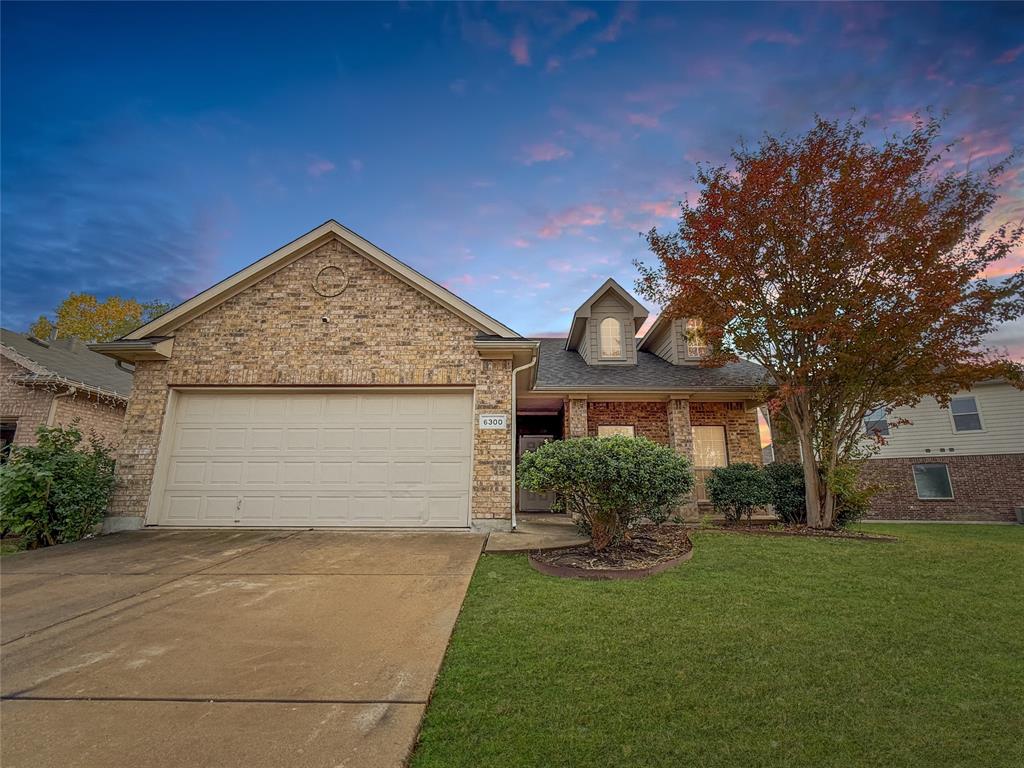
[124,220,520,340]
[566,278,649,350]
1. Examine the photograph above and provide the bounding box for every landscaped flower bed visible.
[529,525,692,580]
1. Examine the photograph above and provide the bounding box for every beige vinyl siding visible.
[578,324,590,361]
[649,321,678,364]
[586,293,637,366]
[871,382,1024,458]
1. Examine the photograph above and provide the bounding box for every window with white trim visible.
[597,425,635,438]
[949,396,982,432]
[599,317,623,359]
[685,318,708,357]
[913,464,953,500]
[863,406,889,437]
[692,425,728,502]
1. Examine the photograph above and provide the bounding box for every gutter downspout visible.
[46,386,77,427]
[510,352,538,532]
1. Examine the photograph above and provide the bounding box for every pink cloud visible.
[996,44,1024,64]
[596,2,637,43]
[639,200,678,218]
[538,204,607,238]
[627,113,660,129]
[546,259,586,273]
[510,31,531,66]
[443,273,478,289]
[521,141,573,165]
[512,238,531,249]
[745,28,802,46]
[546,56,562,73]
[307,158,336,177]
[349,158,364,173]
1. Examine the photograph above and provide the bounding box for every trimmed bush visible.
[764,462,807,524]
[0,423,116,548]
[706,463,771,525]
[517,436,693,551]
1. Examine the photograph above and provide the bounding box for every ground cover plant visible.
[413,524,1024,768]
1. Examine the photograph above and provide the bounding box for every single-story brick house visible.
[1,328,132,457]
[91,220,769,532]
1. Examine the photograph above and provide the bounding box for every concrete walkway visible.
[485,513,589,552]
[1,528,484,768]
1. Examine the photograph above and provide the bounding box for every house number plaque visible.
[479,414,508,429]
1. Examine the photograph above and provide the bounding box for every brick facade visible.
[1,356,52,447]
[689,401,763,465]
[108,237,513,524]
[861,454,1024,523]
[587,401,670,444]
[2,354,126,452]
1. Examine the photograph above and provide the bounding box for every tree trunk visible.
[797,428,825,528]
[821,486,837,529]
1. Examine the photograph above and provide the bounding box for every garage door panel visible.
[208,461,244,485]
[158,392,474,527]
[320,461,352,484]
[321,428,355,450]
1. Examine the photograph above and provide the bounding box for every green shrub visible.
[830,462,875,528]
[706,463,771,525]
[0,423,116,548]
[517,436,693,551]
[764,462,807,525]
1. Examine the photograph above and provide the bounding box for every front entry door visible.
[518,435,556,512]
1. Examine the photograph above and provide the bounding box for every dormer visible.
[565,278,648,366]
[637,315,707,365]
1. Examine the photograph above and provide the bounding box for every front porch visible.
[515,394,767,520]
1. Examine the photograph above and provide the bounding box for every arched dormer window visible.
[599,317,623,359]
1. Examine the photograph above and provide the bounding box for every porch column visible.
[566,397,588,438]
[667,396,698,520]
[666,396,693,462]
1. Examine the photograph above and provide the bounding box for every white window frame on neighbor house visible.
[912,463,954,500]
[863,406,889,437]
[599,317,625,360]
[597,425,635,438]
[948,395,984,433]
[685,318,708,358]
[692,424,728,502]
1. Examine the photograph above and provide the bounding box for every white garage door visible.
[158,391,473,528]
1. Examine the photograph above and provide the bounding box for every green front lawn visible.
[413,525,1024,768]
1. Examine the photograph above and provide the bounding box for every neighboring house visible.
[1,328,133,457]
[91,220,769,532]
[859,381,1024,523]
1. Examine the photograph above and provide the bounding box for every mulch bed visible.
[528,525,693,580]
[704,525,898,542]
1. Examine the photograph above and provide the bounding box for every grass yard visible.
[412,524,1024,768]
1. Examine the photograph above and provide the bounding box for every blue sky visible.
[2,2,1022,351]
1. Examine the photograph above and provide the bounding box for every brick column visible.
[666,396,693,462]
[667,396,698,520]
[567,397,588,437]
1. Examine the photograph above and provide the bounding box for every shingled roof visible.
[532,337,770,391]
[1,328,133,398]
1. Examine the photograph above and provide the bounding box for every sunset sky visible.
[2,2,1022,353]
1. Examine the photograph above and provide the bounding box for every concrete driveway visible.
[0,529,484,768]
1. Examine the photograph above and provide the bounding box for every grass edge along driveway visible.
[412,524,1024,768]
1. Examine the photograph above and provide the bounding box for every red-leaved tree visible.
[638,115,1024,528]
